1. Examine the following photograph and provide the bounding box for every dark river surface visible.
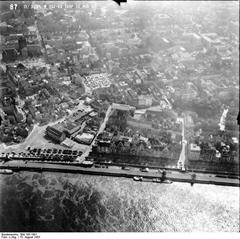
[0,172,239,232]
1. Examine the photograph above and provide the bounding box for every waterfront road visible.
[0,160,239,187]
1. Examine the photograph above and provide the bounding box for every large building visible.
[138,95,153,107]
[63,120,86,137]
[27,44,42,57]
[188,143,201,160]
[2,48,18,62]
[112,103,136,112]
[46,125,66,143]
[74,132,94,145]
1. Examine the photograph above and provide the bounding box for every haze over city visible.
[0,0,239,233]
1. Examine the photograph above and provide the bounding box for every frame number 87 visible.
[10,3,18,10]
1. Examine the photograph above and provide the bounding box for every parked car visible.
[71,150,77,155]
[47,149,52,154]
[63,150,69,155]
[52,148,58,154]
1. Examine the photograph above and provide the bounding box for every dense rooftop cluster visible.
[92,108,182,167]
[0,1,238,173]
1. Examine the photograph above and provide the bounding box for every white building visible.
[138,95,153,107]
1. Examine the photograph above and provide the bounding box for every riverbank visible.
[1,171,239,232]
[0,160,239,187]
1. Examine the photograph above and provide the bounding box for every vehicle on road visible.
[161,179,173,184]
[152,178,161,183]
[133,176,143,181]
[140,167,149,172]
[122,166,131,170]
[81,161,94,167]
[181,167,187,172]
[152,178,173,184]
[0,169,13,174]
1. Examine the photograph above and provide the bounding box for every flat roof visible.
[49,123,65,132]
[190,144,201,152]
[112,103,136,111]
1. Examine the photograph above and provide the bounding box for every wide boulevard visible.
[0,160,239,187]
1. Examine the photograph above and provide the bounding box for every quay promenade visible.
[0,160,239,187]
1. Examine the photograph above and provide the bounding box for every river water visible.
[0,172,239,232]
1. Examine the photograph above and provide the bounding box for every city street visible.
[76,104,113,162]
[1,160,239,187]
[177,115,187,169]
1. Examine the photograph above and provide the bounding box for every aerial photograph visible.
[0,0,239,233]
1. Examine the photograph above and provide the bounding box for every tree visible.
[99,111,105,119]
[161,170,167,182]
[26,114,33,125]
[191,173,196,186]
[16,126,28,138]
